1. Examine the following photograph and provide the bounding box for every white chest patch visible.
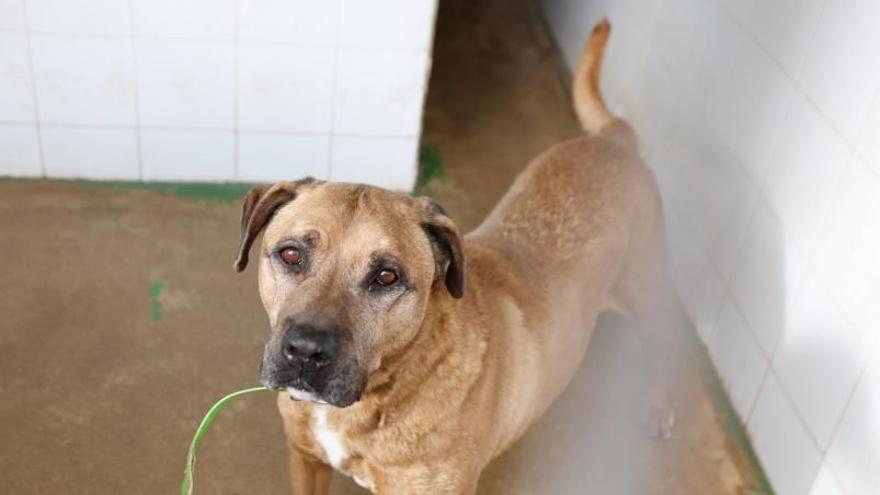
[313,407,348,469]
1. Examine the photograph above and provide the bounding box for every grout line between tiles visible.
[128,0,143,180]
[325,0,343,181]
[19,0,46,177]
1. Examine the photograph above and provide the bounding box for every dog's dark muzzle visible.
[259,324,364,407]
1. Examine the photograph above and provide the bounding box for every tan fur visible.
[239,20,681,494]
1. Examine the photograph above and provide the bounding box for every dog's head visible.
[234,178,465,407]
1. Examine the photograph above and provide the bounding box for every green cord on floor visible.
[181,386,275,495]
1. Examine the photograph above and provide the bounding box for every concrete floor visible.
[0,0,770,493]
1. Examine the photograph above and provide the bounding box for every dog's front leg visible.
[374,467,478,495]
[284,444,332,495]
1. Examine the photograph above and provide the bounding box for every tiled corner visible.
[0,123,41,176]
[809,462,847,495]
[140,129,234,181]
[133,0,235,40]
[330,136,418,190]
[237,0,338,46]
[709,295,768,418]
[338,0,436,51]
[237,132,330,182]
[30,35,137,126]
[0,32,35,123]
[773,271,871,449]
[25,0,132,36]
[827,356,880,495]
[237,45,335,133]
[135,40,234,129]
[334,50,430,136]
[798,0,880,142]
[0,0,26,31]
[41,126,138,180]
[748,373,823,495]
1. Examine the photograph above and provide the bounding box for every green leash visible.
[181,386,276,495]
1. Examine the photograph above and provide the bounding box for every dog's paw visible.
[645,404,676,440]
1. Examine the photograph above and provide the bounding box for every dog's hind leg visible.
[611,221,689,440]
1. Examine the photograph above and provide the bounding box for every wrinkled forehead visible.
[262,184,421,252]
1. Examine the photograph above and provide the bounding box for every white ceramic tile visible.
[30,35,136,126]
[809,462,847,495]
[631,49,678,164]
[601,14,652,118]
[856,88,880,174]
[761,94,850,259]
[697,1,795,183]
[837,193,880,350]
[811,156,879,312]
[0,32,35,122]
[650,0,705,89]
[612,0,663,35]
[665,123,758,280]
[237,132,330,182]
[0,123,40,176]
[799,0,880,142]
[663,207,715,343]
[744,0,824,77]
[237,45,334,133]
[774,271,870,449]
[827,357,880,495]
[704,145,760,284]
[728,198,805,356]
[716,0,756,26]
[709,296,769,418]
[135,40,234,129]
[683,261,725,344]
[140,129,234,181]
[334,50,429,136]
[338,0,436,51]
[748,373,823,495]
[330,136,417,190]
[133,0,234,40]
[237,0,337,46]
[26,0,131,36]
[41,126,138,180]
[538,0,607,68]
[0,0,26,30]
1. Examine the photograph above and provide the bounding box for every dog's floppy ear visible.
[419,198,466,298]
[234,178,314,272]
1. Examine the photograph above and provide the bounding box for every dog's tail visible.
[572,19,615,134]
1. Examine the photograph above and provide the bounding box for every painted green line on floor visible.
[0,177,256,203]
[150,281,165,322]
[414,143,447,196]
[689,330,775,495]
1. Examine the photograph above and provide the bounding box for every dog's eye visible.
[375,269,399,286]
[279,247,302,266]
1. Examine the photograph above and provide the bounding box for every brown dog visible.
[234,20,680,494]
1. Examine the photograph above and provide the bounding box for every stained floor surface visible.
[0,0,767,493]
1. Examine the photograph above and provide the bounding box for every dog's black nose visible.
[282,325,338,368]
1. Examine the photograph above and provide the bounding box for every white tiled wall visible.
[0,0,438,189]
[540,0,880,493]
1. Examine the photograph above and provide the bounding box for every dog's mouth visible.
[286,386,329,404]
